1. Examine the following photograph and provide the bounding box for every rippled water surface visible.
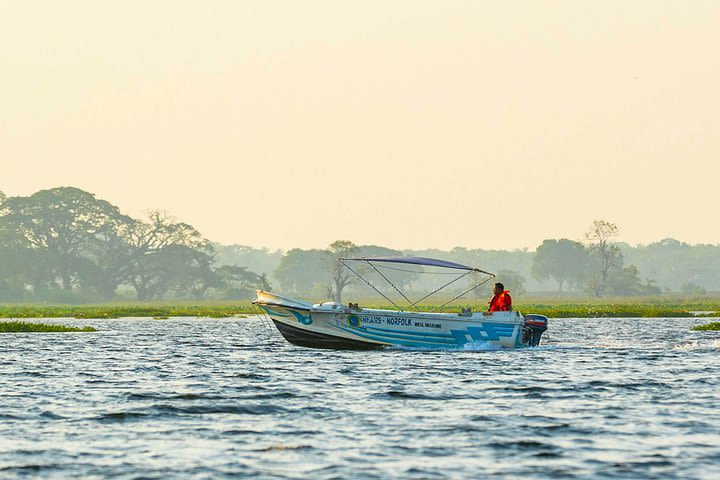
[1,316,719,479]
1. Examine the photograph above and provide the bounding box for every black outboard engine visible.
[521,314,548,346]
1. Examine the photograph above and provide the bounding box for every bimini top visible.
[341,256,493,275]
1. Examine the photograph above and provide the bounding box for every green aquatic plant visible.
[0,303,255,319]
[0,321,96,333]
[0,300,717,320]
[691,322,720,331]
[363,302,718,318]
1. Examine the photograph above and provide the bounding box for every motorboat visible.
[253,256,548,350]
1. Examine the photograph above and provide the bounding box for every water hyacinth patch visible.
[0,301,717,320]
[0,304,253,319]
[691,322,720,331]
[0,321,96,333]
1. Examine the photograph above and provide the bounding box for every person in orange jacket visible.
[488,282,512,312]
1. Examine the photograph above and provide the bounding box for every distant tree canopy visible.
[680,281,707,296]
[216,265,271,299]
[213,244,283,278]
[622,238,720,292]
[271,243,426,302]
[584,220,624,297]
[0,187,267,302]
[529,221,667,297]
[274,248,328,297]
[326,240,359,303]
[532,239,590,292]
[2,188,719,303]
[357,245,422,293]
[495,270,527,296]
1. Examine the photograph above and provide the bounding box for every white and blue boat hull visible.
[254,291,547,350]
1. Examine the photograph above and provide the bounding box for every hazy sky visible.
[2,1,719,251]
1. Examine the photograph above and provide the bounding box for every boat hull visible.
[272,320,385,350]
[254,291,547,350]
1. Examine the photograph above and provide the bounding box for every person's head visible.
[493,282,504,295]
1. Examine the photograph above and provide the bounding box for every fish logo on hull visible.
[289,309,312,325]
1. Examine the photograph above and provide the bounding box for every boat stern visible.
[521,314,549,346]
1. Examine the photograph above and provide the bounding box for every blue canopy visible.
[342,256,492,274]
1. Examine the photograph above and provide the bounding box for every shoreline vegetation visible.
[0,304,252,319]
[691,322,720,331]
[0,300,718,320]
[0,321,96,333]
[2,188,719,307]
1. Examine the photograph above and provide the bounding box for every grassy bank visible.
[0,321,96,332]
[0,303,255,319]
[372,303,719,318]
[504,303,718,318]
[0,300,718,319]
[691,322,720,331]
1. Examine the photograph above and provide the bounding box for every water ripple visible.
[1,316,719,479]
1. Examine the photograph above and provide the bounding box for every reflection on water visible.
[1,316,719,478]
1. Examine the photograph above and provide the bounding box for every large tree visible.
[126,211,215,300]
[605,265,661,296]
[0,187,272,302]
[216,265,270,299]
[584,220,624,297]
[531,239,590,292]
[213,244,283,279]
[495,270,527,296]
[326,240,359,303]
[1,187,134,293]
[0,217,35,300]
[84,218,140,299]
[168,244,220,300]
[274,248,328,296]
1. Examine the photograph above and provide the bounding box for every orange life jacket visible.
[489,291,512,312]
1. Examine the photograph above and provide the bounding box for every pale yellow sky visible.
[2,1,719,250]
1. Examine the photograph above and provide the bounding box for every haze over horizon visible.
[3,1,719,251]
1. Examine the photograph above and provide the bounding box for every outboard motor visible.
[522,314,548,346]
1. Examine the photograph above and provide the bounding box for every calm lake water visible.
[1,316,719,479]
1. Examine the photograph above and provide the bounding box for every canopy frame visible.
[340,256,495,312]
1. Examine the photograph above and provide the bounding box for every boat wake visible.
[461,339,503,351]
[672,339,720,351]
[391,340,503,352]
[391,340,563,352]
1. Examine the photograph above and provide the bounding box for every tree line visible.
[531,221,662,296]
[0,188,267,302]
[1,187,717,303]
[263,226,718,301]
[271,222,661,302]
